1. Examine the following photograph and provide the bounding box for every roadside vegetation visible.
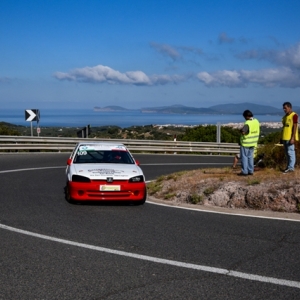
[147,166,300,213]
[0,122,21,135]
[0,121,291,168]
[1,121,279,141]
[182,125,240,143]
[0,122,186,140]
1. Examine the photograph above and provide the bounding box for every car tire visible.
[136,188,147,205]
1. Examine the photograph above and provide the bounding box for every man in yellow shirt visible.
[281,102,298,173]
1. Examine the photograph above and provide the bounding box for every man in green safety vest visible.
[281,102,298,173]
[238,110,260,176]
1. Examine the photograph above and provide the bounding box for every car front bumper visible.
[67,180,147,202]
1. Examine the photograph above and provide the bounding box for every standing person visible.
[238,110,260,176]
[281,102,298,173]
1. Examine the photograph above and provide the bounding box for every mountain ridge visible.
[93,103,300,115]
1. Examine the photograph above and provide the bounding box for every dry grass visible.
[147,166,300,210]
[147,143,300,212]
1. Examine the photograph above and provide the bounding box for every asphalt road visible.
[0,153,299,299]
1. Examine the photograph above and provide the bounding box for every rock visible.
[148,170,300,213]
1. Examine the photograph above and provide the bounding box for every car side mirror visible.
[67,158,72,165]
[135,160,140,166]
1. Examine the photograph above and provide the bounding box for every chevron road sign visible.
[25,109,40,122]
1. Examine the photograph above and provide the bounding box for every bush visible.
[0,124,20,136]
[256,142,300,170]
[182,125,240,143]
[187,194,203,204]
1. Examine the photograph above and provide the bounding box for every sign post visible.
[77,125,91,138]
[216,122,221,143]
[25,109,40,136]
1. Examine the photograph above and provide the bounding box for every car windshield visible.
[73,149,135,164]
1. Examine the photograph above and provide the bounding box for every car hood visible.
[72,163,143,180]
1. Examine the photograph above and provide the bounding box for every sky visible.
[1,0,300,110]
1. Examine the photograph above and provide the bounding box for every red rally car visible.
[65,142,147,204]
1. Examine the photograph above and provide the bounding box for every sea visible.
[1,109,281,128]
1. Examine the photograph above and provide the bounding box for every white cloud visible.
[236,42,300,70]
[197,67,300,88]
[150,42,203,62]
[275,43,300,69]
[54,42,300,89]
[150,42,181,61]
[54,65,185,86]
[197,70,245,87]
[197,42,300,88]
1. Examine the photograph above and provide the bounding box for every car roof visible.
[77,142,125,146]
[76,142,128,151]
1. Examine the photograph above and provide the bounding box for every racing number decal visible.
[77,150,87,156]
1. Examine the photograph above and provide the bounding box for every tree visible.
[182,125,240,143]
[0,125,20,136]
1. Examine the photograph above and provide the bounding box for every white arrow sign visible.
[25,109,37,121]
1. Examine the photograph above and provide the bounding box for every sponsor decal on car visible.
[79,145,92,150]
[87,169,125,175]
[79,144,127,151]
[112,145,127,151]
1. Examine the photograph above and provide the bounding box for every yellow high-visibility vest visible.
[240,118,260,147]
[282,112,299,141]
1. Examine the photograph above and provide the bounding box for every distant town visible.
[153,122,282,129]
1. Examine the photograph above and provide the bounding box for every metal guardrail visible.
[0,136,240,154]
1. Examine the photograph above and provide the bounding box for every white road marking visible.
[1,223,300,289]
[0,166,65,174]
[146,200,300,223]
[142,163,230,165]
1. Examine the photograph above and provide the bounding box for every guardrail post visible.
[174,135,177,154]
[217,122,221,143]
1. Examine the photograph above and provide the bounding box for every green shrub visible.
[188,193,203,204]
[0,124,20,136]
[256,143,286,169]
[164,193,176,200]
[147,182,162,195]
[203,187,215,196]
[182,125,240,143]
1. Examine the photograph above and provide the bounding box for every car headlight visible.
[72,175,91,182]
[129,175,144,183]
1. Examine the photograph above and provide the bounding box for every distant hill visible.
[209,102,282,115]
[94,103,299,115]
[141,104,216,114]
[93,106,131,111]
[140,103,284,115]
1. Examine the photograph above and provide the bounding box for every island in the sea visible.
[93,103,297,115]
[93,106,132,112]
